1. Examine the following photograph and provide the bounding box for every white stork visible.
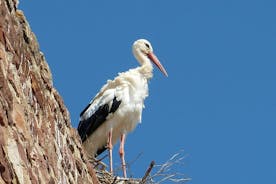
[77,39,168,177]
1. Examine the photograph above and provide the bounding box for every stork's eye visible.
[145,43,150,48]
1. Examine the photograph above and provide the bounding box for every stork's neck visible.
[133,50,153,79]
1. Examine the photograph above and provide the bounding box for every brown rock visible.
[0,0,99,183]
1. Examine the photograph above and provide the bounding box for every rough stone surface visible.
[0,0,99,183]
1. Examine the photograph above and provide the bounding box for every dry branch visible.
[93,150,191,183]
[146,151,191,184]
[141,161,155,183]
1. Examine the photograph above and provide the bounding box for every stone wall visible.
[0,0,98,183]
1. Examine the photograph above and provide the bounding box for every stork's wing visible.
[77,80,123,143]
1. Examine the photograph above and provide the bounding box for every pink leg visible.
[107,128,113,174]
[119,133,127,178]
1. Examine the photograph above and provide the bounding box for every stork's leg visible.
[119,133,127,178]
[107,128,113,174]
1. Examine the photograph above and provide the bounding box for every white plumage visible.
[77,39,168,177]
[81,68,149,155]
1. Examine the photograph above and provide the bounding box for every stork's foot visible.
[119,151,127,178]
[119,134,127,178]
[107,129,114,174]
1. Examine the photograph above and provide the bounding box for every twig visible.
[89,154,108,170]
[149,150,191,183]
[141,160,155,183]
[128,152,143,168]
[94,150,190,183]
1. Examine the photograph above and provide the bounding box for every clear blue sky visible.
[20,1,276,183]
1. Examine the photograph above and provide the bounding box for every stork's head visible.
[132,39,168,77]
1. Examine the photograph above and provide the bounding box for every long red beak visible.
[147,52,168,77]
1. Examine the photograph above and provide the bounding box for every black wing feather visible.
[77,97,121,155]
[79,101,92,117]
